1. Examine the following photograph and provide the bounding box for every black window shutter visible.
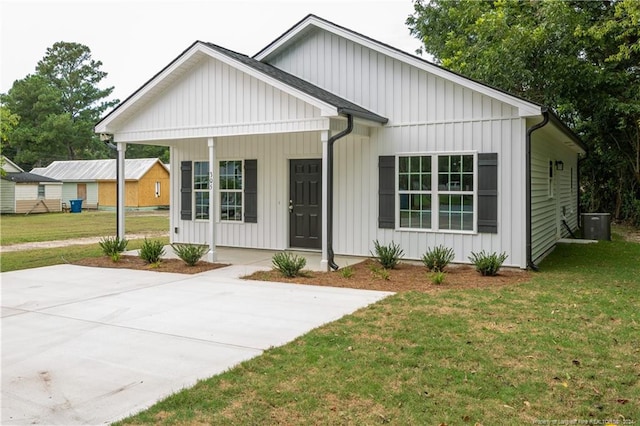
[477,153,498,233]
[244,159,257,223]
[180,161,192,220]
[378,156,395,229]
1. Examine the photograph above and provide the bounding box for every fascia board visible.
[1,156,24,173]
[256,16,542,118]
[95,42,206,133]
[254,15,316,61]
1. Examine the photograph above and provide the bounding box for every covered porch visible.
[95,41,387,271]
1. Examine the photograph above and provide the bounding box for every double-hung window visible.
[181,159,255,223]
[397,153,475,232]
[398,156,432,228]
[193,161,209,220]
[219,160,243,221]
[438,154,474,231]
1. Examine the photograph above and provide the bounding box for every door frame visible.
[288,158,323,250]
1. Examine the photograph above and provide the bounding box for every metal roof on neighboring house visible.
[1,172,61,184]
[31,158,168,182]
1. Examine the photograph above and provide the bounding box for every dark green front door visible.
[289,159,322,249]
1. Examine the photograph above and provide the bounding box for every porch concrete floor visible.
[125,246,369,272]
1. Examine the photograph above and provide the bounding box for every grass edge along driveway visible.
[112,237,639,425]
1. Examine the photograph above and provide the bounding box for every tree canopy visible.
[1,42,119,170]
[407,0,640,224]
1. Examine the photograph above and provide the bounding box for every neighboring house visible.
[32,158,170,209]
[95,14,586,270]
[0,156,63,214]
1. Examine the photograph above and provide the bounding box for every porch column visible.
[117,142,126,241]
[207,137,217,262]
[320,130,329,271]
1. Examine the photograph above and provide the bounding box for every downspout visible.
[577,151,588,232]
[526,108,549,271]
[327,114,354,270]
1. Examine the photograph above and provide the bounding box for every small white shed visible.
[95,14,586,270]
[1,156,63,214]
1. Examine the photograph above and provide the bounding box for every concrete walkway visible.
[0,233,168,253]
[1,264,392,425]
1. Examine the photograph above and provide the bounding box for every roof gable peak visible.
[253,14,542,118]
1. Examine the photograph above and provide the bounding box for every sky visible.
[0,0,424,103]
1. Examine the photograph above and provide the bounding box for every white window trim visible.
[395,151,478,234]
[218,159,245,223]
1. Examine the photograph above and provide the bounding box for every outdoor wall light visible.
[555,160,564,171]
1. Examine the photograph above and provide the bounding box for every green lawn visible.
[112,237,639,425]
[1,219,637,423]
[0,238,169,272]
[0,211,169,245]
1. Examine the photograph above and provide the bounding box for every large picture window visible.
[219,160,243,221]
[398,153,475,232]
[194,161,210,220]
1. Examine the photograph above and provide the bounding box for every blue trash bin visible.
[69,199,83,213]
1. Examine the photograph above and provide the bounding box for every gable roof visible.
[254,14,543,116]
[202,42,388,124]
[1,172,61,184]
[1,156,24,173]
[254,14,585,153]
[31,158,168,182]
[96,41,387,134]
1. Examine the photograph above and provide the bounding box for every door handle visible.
[288,200,294,213]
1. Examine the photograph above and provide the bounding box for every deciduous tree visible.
[1,42,118,169]
[407,0,640,224]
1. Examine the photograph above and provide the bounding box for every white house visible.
[1,156,63,214]
[95,14,586,270]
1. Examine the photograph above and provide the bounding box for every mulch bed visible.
[73,255,227,274]
[243,259,532,292]
[73,256,531,292]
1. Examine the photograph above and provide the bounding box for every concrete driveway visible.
[1,264,392,425]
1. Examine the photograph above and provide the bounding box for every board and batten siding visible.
[330,118,526,268]
[170,131,323,248]
[168,119,529,267]
[268,28,528,267]
[116,56,327,143]
[266,27,520,124]
[530,132,580,262]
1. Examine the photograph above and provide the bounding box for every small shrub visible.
[421,245,455,272]
[139,238,165,264]
[378,268,390,280]
[272,252,306,278]
[340,265,354,279]
[371,240,404,269]
[172,244,209,266]
[468,250,508,276]
[430,271,446,285]
[99,236,128,259]
[369,264,390,280]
